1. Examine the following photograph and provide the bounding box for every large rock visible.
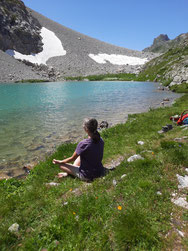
[0,0,43,54]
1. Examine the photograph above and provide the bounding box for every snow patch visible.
[6,27,66,65]
[89,53,148,65]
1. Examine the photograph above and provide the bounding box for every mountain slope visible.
[143,33,188,53]
[138,41,188,92]
[27,8,155,78]
[0,50,48,82]
[0,0,156,82]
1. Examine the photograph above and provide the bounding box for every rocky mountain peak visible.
[0,0,43,54]
[143,34,170,53]
[153,34,170,45]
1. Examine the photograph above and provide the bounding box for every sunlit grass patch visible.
[113,206,160,250]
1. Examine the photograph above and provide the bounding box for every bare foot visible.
[58,172,68,178]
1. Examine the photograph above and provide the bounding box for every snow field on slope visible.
[6,27,66,65]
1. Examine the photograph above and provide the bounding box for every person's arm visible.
[53,151,78,165]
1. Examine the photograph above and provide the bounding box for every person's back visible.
[53,118,104,181]
[76,137,104,180]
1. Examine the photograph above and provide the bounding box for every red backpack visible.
[177,110,188,125]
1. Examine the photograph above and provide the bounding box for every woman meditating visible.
[53,118,104,181]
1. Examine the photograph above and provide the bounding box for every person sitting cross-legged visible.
[53,118,105,181]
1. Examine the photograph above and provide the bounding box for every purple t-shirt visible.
[76,137,104,179]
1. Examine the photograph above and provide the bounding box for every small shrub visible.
[161,141,177,149]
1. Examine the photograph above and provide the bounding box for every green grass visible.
[64,66,188,93]
[136,45,188,93]
[15,79,49,83]
[169,83,188,93]
[0,95,188,250]
[65,73,137,82]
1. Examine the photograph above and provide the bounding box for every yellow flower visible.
[73,212,76,215]
[69,188,72,192]
[117,206,122,210]
[152,152,154,155]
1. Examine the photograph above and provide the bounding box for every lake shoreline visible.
[0,94,187,250]
[0,89,182,180]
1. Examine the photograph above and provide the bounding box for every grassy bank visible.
[0,95,188,250]
[65,72,188,93]
[15,79,49,83]
[65,73,137,82]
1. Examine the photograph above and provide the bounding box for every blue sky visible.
[22,0,188,51]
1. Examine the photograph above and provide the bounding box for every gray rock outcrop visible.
[168,62,188,86]
[143,33,188,53]
[0,50,48,83]
[0,0,43,54]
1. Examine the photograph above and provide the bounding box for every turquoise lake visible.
[0,81,181,178]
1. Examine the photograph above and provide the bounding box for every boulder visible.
[99,121,109,129]
[0,0,42,54]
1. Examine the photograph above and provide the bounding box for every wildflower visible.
[96,196,98,199]
[117,206,122,210]
[73,212,76,215]
[69,188,72,192]
[75,215,79,221]
[152,152,154,155]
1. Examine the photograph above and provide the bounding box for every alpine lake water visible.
[0,81,182,178]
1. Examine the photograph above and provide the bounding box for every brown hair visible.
[83,118,100,143]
